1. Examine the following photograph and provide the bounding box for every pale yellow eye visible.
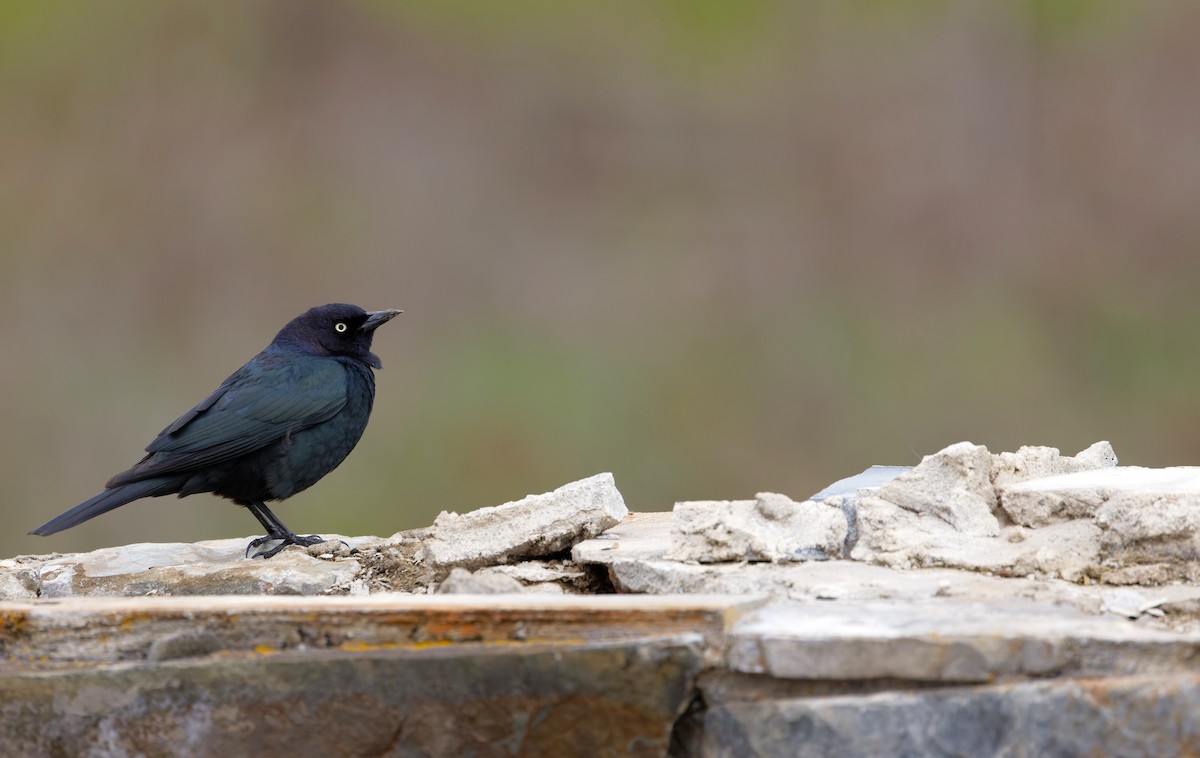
[334,322,348,333]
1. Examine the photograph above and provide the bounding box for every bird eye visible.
[334,322,348,333]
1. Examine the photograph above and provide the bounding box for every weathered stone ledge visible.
[8,443,1200,754]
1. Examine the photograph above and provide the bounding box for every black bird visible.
[30,303,402,558]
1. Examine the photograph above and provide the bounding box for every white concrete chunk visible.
[666,493,847,563]
[991,441,1118,492]
[420,473,628,569]
[1002,466,1200,530]
[875,442,1000,537]
[727,599,1200,683]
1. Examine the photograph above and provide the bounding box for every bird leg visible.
[244,501,325,559]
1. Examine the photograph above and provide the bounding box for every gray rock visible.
[726,599,1200,683]
[849,495,1102,581]
[876,442,1000,537]
[571,512,1200,619]
[666,493,847,563]
[1000,466,1200,582]
[435,567,526,594]
[146,631,224,662]
[420,473,628,569]
[21,538,362,598]
[697,673,1200,758]
[0,559,38,600]
[0,635,704,757]
[480,561,590,594]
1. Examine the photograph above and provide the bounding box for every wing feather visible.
[108,352,347,486]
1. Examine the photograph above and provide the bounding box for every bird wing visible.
[107,352,348,485]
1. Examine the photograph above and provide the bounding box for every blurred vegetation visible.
[2,1,1199,558]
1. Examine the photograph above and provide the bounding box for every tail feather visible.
[29,478,180,536]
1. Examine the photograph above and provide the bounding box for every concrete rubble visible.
[5,442,1200,754]
[667,493,846,563]
[417,471,627,569]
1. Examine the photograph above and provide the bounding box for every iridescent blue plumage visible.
[30,303,401,558]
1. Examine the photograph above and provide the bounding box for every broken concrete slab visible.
[419,472,628,569]
[999,466,1200,583]
[435,567,527,594]
[571,512,1200,628]
[1002,465,1200,527]
[0,635,704,757]
[726,599,1200,683]
[666,493,847,563]
[6,538,367,600]
[0,594,758,665]
[808,465,911,501]
[991,440,1118,492]
[694,672,1200,758]
[477,560,595,594]
[849,496,1103,581]
[876,442,1001,536]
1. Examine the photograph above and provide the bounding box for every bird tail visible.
[29,477,180,536]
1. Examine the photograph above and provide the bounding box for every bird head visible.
[273,303,402,368]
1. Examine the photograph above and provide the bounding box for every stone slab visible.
[694,673,1200,758]
[727,600,1200,683]
[419,472,628,569]
[1001,465,1200,528]
[573,513,1200,630]
[2,536,380,600]
[0,594,763,666]
[807,465,911,501]
[0,636,703,757]
[667,494,847,563]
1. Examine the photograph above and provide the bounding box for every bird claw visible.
[246,533,326,559]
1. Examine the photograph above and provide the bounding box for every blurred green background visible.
[3,1,1199,558]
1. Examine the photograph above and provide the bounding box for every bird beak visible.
[360,309,403,332]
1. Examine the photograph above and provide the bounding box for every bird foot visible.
[246,533,326,559]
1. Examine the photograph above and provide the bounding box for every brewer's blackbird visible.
[30,303,401,558]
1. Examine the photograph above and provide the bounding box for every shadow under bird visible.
[30,303,402,558]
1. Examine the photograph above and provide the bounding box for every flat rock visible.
[1001,466,1200,582]
[850,496,1103,581]
[696,673,1200,758]
[876,442,1000,536]
[666,493,847,563]
[435,567,527,594]
[420,473,628,569]
[1002,465,1200,528]
[572,513,1200,627]
[726,599,1200,683]
[0,634,703,757]
[807,465,911,501]
[7,537,367,599]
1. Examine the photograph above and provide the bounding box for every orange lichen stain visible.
[253,645,278,655]
[339,641,406,652]
[0,610,28,639]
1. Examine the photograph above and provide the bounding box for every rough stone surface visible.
[11,457,1200,755]
[572,512,1200,628]
[875,441,1000,536]
[695,673,1200,758]
[991,440,1118,492]
[726,600,1200,683]
[850,495,1103,580]
[16,538,365,599]
[435,567,526,594]
[667,493,847,563]
[0,636,703,757]
[419,472,628,569]
[999,466,1200,583]
[478,560,593,594]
